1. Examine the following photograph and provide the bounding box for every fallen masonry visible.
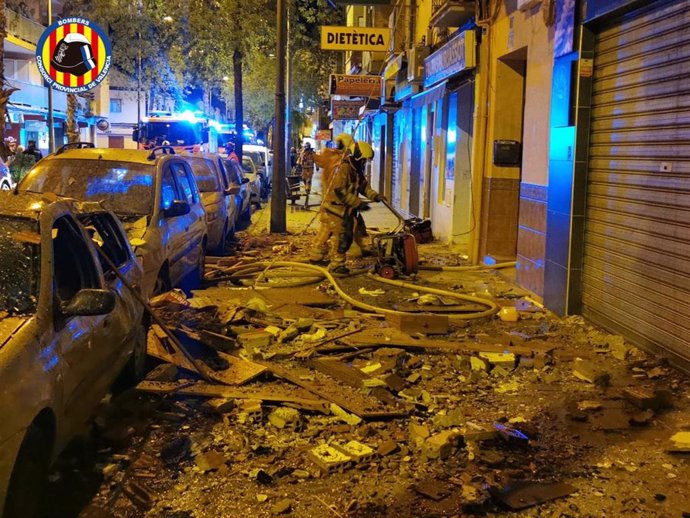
[58,235,690,518]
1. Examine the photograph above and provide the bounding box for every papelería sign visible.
[320,26,390,52]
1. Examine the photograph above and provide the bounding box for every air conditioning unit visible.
[517,0,541,11]
[407,46,430,83]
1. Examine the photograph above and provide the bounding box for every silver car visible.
[0,193,145,517]
[181,153,242,254]
[20,144,208,297]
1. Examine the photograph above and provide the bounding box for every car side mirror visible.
[225,185,241,195]
[241,177,250,184]
[163,200,191,218]
[61,289,116,317]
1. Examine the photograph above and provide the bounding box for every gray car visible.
[0,193,145,517]
[19,145,208,297]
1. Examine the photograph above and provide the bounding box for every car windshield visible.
[187,159,220,192]
[21,160,154,216]
[0,217,40,315]
[242,159,255,174]
[245,151,264,167]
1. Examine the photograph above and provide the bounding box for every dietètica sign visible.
[321,26,390,52]
[329,74,382,97]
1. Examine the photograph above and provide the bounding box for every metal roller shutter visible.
[582,0,690,366]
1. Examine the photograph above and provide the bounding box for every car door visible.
[80,212,143,372]
[158,163,188,285]
[52,215,114,424]
[170,161,205,278]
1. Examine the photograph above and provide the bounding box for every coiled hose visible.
[207,261,499,321]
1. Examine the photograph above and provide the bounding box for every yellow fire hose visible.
[210,261,499,321]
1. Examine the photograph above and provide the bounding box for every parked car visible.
[0,192,146,517]
[0,158,12,190]
[243,144,271,198]
[180,153,242,254]
[222,157,253,223]
[19,144,207,297]
[240,156,263,210]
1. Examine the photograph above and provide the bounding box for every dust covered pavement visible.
[44,221,690,518]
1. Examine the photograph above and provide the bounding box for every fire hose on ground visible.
[205,260,503,321]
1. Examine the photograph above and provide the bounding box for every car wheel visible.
[1,181,11,191]
[240,203,252,224]
[113,320,148,391]
[153,266,171,296]
[195,240,206,285]
[3,424,51,518]
[213,220,228,256]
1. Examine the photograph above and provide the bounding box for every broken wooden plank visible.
[135,381,330,414]
[309,358,371,389]
[337,328,538,356]
[200,329,237,352]
[259,287,337,308]
[385,313,449,334]
[198,352,267,386]
[293,325,364,359]
[147,330,199,373]
[258,361,408,420]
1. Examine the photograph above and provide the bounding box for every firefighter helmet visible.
[350,141,374,160]
[334,133,353,150]
[51,33,96,76]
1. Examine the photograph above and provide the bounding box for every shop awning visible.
[409,80,447,110]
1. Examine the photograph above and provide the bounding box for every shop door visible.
[582,0,690,365]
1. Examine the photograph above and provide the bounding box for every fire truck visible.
[132,111,218,152]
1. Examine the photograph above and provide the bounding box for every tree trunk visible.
[66,94,80,143]
[233,48,243,161]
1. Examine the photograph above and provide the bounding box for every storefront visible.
[417,28,476,243]
[544,0,690,368]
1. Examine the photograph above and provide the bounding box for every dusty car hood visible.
[0,316,30,349]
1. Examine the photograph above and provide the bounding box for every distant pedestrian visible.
[290,147,297,170]
[226,141,239,163]
[298,141,316,201]
[23,140,43,162]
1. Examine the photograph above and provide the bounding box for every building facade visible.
[348,0,690,368]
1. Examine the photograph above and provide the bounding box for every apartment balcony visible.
[8,80,68,115]
[5,7,45,49]
[429,0,474,28]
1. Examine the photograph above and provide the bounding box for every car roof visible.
[45,147,163,165]
[243,145,267,152]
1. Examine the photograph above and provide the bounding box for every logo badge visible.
[36,17,112,93]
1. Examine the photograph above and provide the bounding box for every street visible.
[34,201,690,518]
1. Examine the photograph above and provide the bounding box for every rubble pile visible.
[43,237,690,518]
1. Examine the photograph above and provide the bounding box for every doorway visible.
[480,47,527,262]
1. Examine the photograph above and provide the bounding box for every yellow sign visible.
[321,26,390,52]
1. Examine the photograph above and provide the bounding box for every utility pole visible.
[47,0,55,152]
[270,0,287,233]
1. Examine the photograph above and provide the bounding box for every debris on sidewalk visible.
[47,227,690,518]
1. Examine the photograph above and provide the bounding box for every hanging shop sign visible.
[36,17,112,94]
[331,100,364,120]
[329,74,382,97]
[321,26,391,52]
[423,29,476,88]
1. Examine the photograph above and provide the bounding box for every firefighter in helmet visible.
[309,140,383,274]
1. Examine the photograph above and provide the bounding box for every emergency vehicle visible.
[132,111,218,153]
